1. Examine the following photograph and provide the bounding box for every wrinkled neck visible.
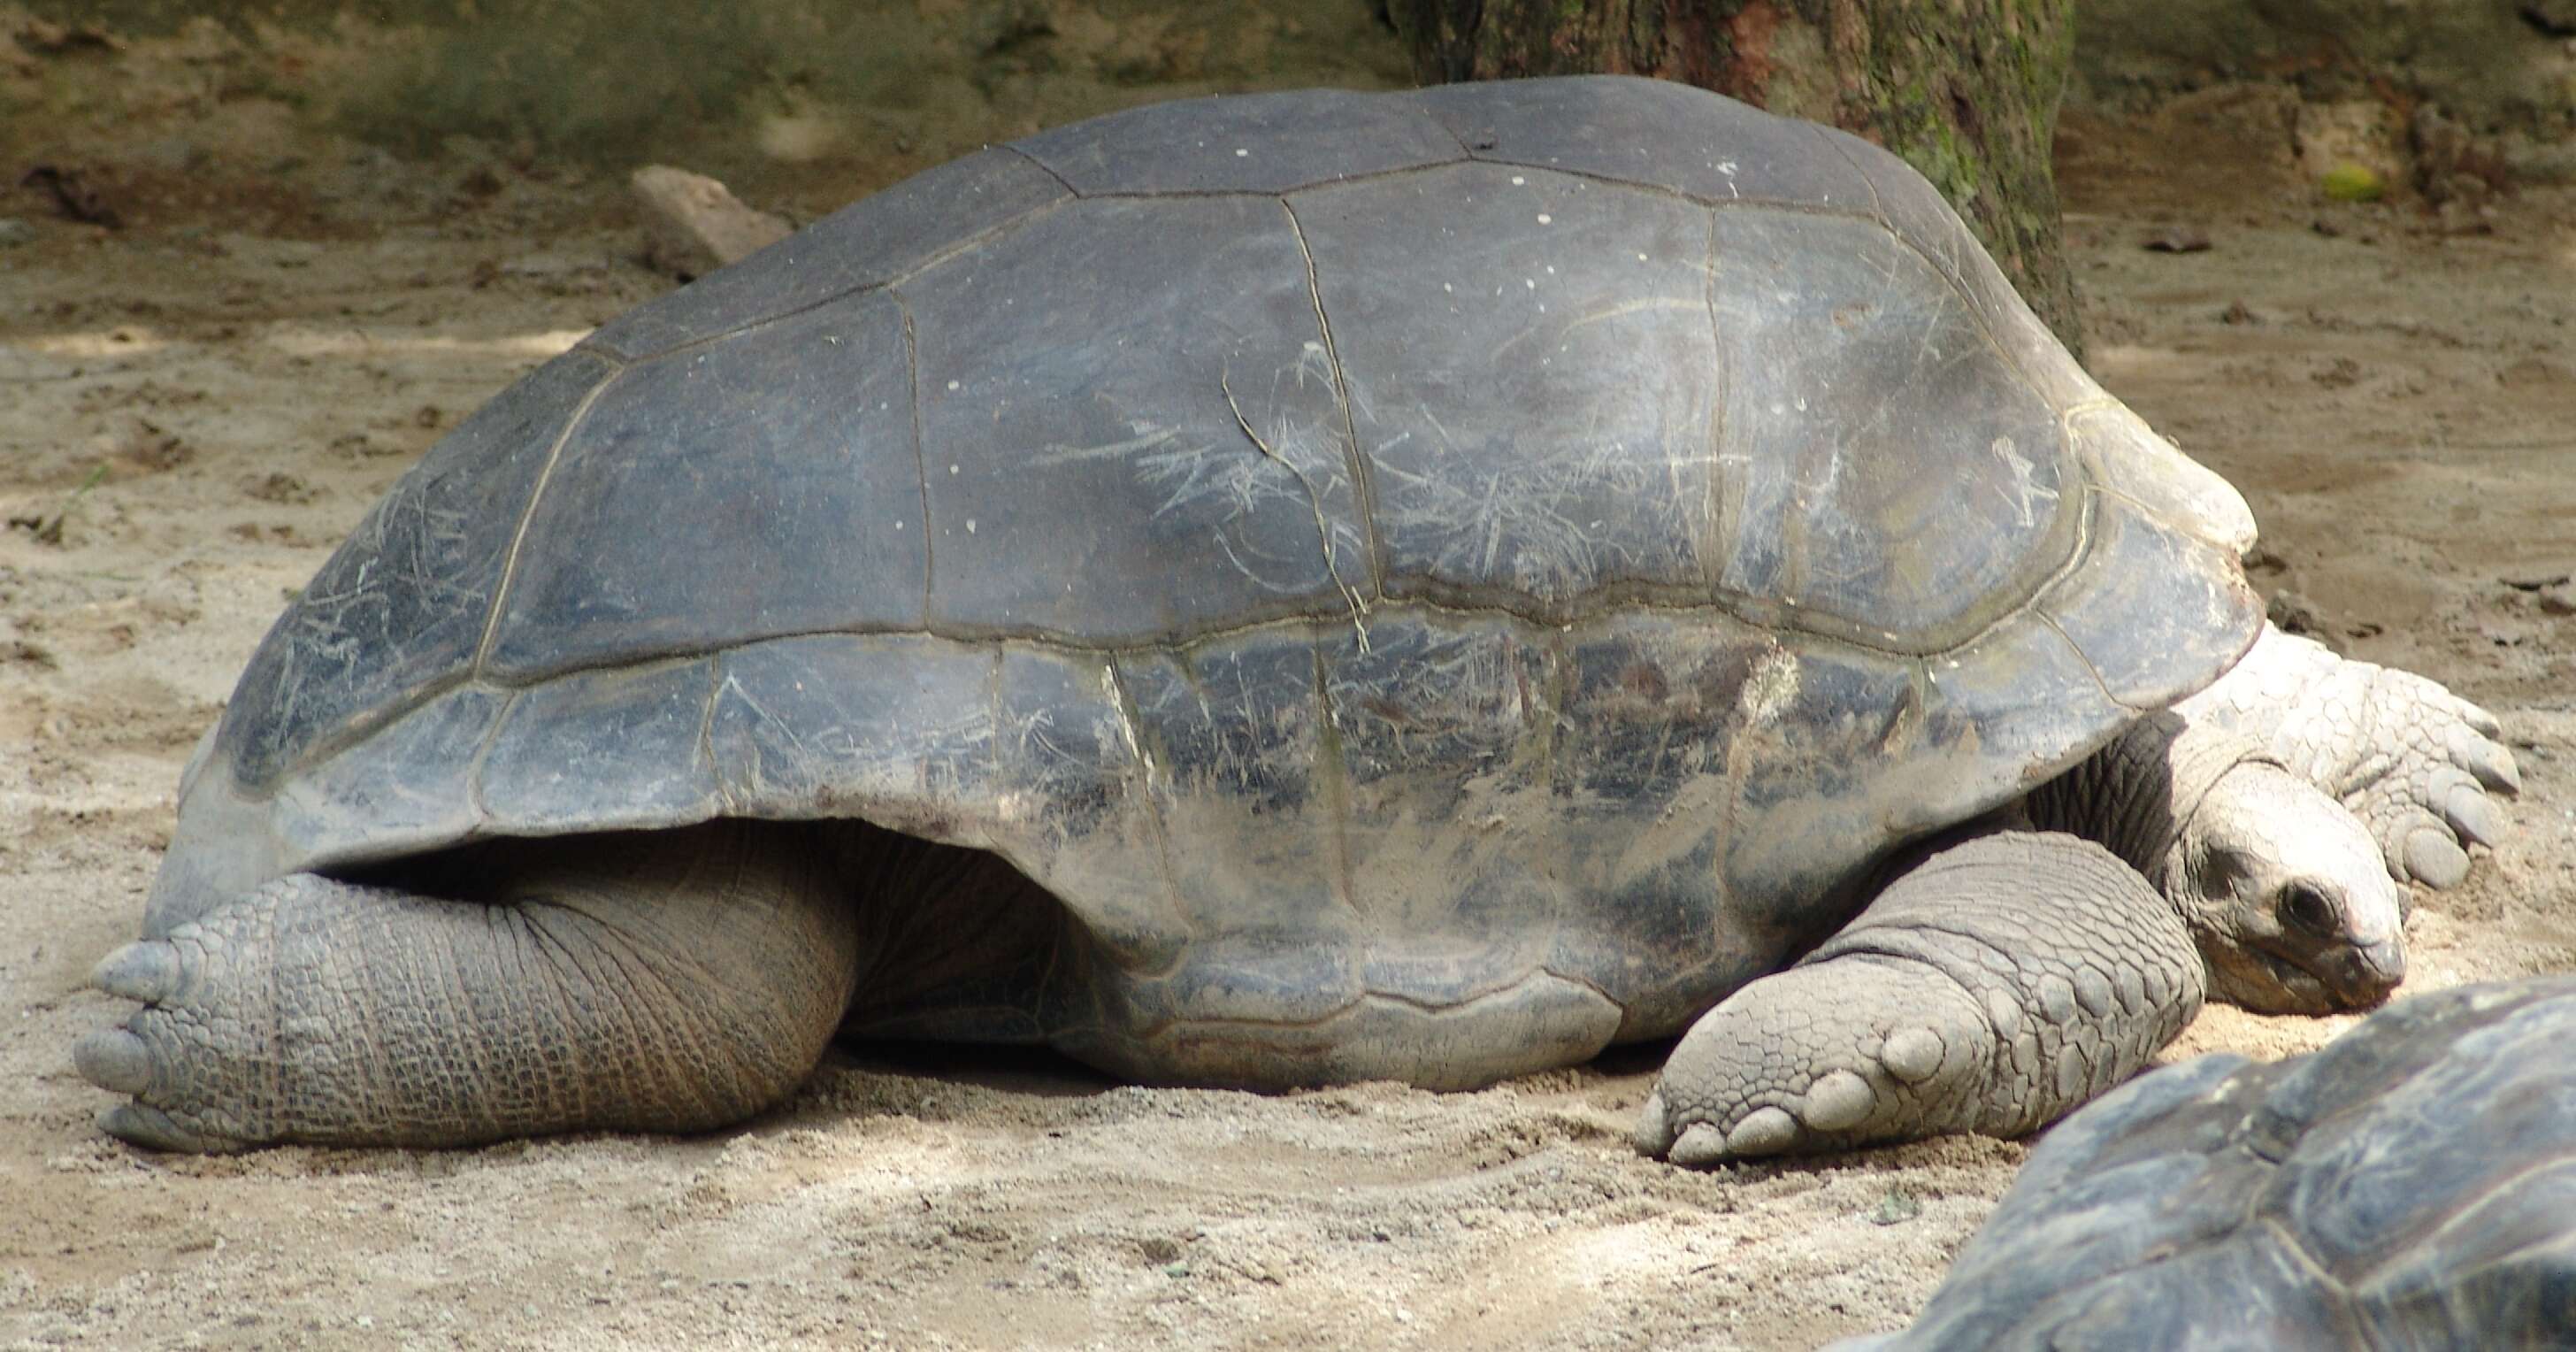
[2026,712,2273,888]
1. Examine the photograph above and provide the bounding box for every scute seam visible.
[1102,655,1192,949]
[2036,611,2135,713]
[894,289,934,626]
[994,143,1083,199]
[1806,121,2065,414]
[585,187,1077,366]
[1116,964,1625,1034]
[1219,365,1369,651]
[262,520,2154,799]
[1306,642,1360,924]
[699,654,736,815]
[1278,196,1386,600]
[468,353,622,676]
[1698,204,1729,593]
[460,687,520,827]
[1275,159,1904,229]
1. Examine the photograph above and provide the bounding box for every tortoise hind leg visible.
[1636,833,2204,1165]
[74,820,861,1151]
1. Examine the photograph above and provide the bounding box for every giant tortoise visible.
[1842,975,2576,1350]
[74,76,2514,1156]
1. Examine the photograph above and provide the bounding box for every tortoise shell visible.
[151,77,2259,1080]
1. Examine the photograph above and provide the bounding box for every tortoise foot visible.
[1637,833,2204,1167]
[1635,962,1999,1165]
[80,936,286,1149]
[76,923,290,1152]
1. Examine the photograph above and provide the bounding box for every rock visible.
[2411,105,2511,205]
[0,218,32,247]
[2266,590,2327,638]
[19,165,121,227]
[629,165,791,281]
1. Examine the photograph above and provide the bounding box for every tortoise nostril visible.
[2357,937,2406,990]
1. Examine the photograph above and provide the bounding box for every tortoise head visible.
[2165,759,2407,1015]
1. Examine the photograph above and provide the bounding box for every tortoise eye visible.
[2280,883,2341,936]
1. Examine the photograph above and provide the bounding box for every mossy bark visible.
[1387,0,2083,355]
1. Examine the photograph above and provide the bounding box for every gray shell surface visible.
[1845,975,2576,1351]
[153,77,2261,1070]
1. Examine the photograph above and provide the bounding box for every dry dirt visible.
[4,24,2575,1352]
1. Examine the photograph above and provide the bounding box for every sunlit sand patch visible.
[262,326,592,359]
[8,327,174,358]
[6,326,592,363]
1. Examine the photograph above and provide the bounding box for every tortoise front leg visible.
[1636,833,2204,1166]
[74,821,862,1151]
[2176,622,2518,887]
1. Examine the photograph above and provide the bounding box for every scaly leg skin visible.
[2176,622,2518,887]
[73,821,862,1151]
[1636,833,2204,1166]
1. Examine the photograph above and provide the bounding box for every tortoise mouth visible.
[2205,941,2334,1016]
[2244,946,2335,1014]
[2229,939,2399,1016]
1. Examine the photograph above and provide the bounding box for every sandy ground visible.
[4,25,2575,1352]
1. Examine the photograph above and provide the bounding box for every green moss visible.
[1845,0,2079,350]
[2319,163,2387,202]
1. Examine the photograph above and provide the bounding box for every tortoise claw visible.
[97,1102,243,1154]
[1668,1122,1734,1167]
[93,940,180,1003]
[2444,776,2507,849]
[2403,826,2472,890]
[73,1028,154,1095]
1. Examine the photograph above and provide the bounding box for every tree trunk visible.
[1385,0,2083,355]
